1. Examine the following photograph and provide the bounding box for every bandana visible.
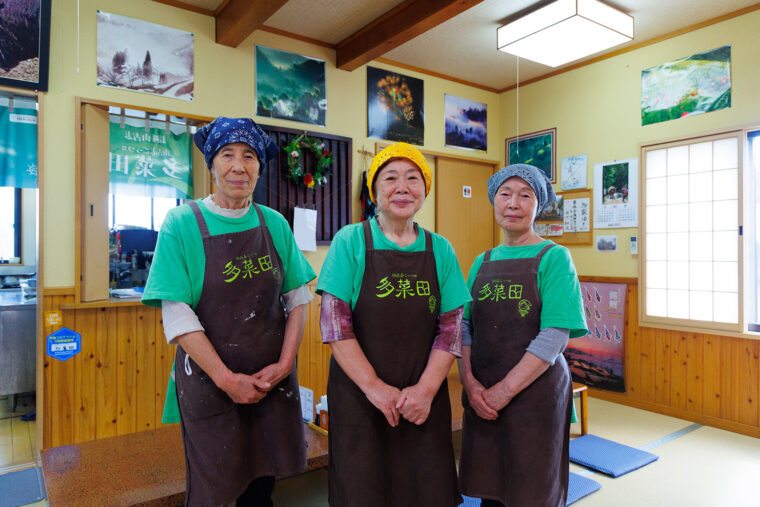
[487,163,556,213]
[193,117,278,170]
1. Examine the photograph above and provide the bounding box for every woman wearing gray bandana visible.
[457,164,587,507]
[142,117,316,506]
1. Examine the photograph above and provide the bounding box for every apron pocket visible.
[176,369,235,422]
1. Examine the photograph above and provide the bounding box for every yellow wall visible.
[499,9,760,277]
[40,0,501,287]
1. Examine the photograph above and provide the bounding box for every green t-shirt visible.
[142,200,316,308]
[316,217,471,313]
[464,240,588,338]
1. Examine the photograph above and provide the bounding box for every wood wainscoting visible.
[581,277,760,439]
[41,281,329,448]
[41,278,759,447]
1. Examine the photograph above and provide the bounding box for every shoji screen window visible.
[641,132,742,332]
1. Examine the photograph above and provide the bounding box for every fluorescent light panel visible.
[497,0,633,67]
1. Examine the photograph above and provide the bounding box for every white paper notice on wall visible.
[463,186,472,198]
[293,207,317,251]
[299,385,314,422]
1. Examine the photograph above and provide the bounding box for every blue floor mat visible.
[460,471,601,506]
[570,434,659,477]
[567,472,601,505]
[0,467,45,507]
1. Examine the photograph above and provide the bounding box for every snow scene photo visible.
[97,11,194,101]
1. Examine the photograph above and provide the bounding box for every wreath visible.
[283,134,333,189]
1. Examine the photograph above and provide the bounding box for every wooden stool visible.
[572,382,589,435]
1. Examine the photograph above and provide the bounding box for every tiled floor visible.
[0,394,36,471]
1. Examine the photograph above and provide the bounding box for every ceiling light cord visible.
[516,56,519,155]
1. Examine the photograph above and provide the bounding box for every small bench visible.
[573,382,589,435]
[41,423,328,506]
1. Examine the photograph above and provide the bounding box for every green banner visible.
[109,122,193,199]
[0,105,38,189]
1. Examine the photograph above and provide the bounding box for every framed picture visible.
[367,66,424,145]
[505,128,556,183]
[444,94,486,151]
[0,0,51,91]
[256,45,326,126]
[641,45,731,126]
[97,11,194,101]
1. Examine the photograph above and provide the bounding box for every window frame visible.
[639,130,745,335]
[75,97,212,303]
[0,187,22,261]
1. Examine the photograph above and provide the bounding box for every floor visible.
[270,398,760,507]
[5,397,760,507]
[0,394,37,472]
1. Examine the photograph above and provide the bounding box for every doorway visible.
[0,91,39,472]
[435,157,497,277]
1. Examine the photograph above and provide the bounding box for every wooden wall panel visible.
[95,308,118,439]
[74,309,96,444]
[624,284,641,397]
[685,334,704,414]
[116,307,137,436]
[583,278,760,439]
[41,279,760,448]
[702,334,722,418]
[136,307,157,432]
[670,332,688,411]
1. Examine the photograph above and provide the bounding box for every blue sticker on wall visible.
[47,327,82,362]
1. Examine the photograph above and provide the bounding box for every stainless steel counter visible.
[0,290,36,397]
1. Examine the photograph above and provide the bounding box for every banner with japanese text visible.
[0,105,38,189]
[109,121,192,199]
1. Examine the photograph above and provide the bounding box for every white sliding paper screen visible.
[642,133,742,331]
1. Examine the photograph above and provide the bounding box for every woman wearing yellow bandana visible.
[317,143,470,506]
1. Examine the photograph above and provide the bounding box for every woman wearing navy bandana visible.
[143,117,316,506]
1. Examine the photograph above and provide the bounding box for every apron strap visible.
[252,203,267,231]
[536,242,556,261]
[364,220,427,251]
[483,248,493,262]
[362,220,374,251]
[187,200,211,239]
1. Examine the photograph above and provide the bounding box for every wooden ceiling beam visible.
[215,0,288,47]
[336,0,483,71]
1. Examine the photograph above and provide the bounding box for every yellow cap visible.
[367,142,432,204]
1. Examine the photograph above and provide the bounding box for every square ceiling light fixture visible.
[497,0,633,67]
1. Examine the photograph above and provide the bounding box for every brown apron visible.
[459,244,572,507]
[327,221,461,507]
[175,201,306,507]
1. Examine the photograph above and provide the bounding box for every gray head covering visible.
[487,163,556,213]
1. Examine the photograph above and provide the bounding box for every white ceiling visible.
[163,0,760,91]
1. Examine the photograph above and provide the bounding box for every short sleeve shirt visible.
[142,199,316,308]
[464,240,587,338]
[317,217,471,314]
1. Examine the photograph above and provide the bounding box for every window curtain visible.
[109,118,193,199]
[0,104,38,189]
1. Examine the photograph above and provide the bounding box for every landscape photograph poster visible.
[97,11,194,100]
[641,45,731,126]
[564,282,626,392]
[367,66,424,145]
[444,94,486,151]
[0,0,51,91]
[255,46,326,126]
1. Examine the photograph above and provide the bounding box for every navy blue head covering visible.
[487,163,556,214]
[193,117,278,170]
